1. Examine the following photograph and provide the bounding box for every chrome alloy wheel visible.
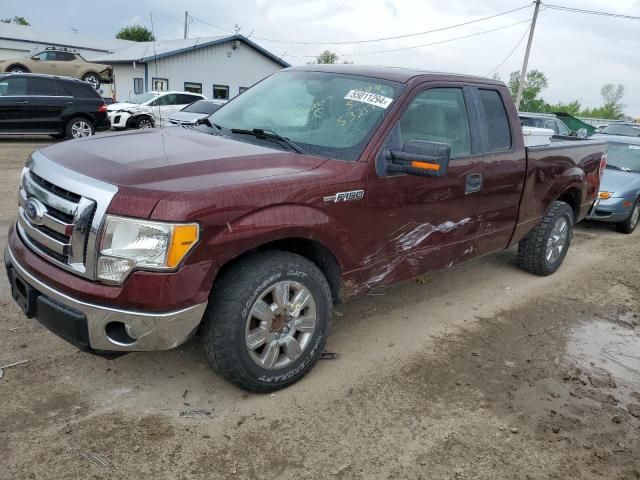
[71,120,93,138]
[546,217,569,264]
[630,204,640,229]
[137,118,153,129]
[245,280,317,370]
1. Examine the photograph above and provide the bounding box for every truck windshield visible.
[607,143,640,172]
[210,70,404,161]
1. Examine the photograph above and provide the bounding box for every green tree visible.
[115,25,155,42]
[599,84,625,119]
[508,69,548,112]
[308,50,340,65]
[1,16,30,25]
[544,100,582,116]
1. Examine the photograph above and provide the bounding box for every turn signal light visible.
[167,224,200,268]
[598,191,613,200]
[411,161,440,171]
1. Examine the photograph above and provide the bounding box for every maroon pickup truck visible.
[5,65,607,392]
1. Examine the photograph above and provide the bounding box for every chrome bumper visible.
[6,245,207,352]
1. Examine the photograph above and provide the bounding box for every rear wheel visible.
[82,72,101,90]
[8,65,28,73]
[616,199,640,234]
[518,201,574,276]
[201,251,332,392]
[65,117,95,139]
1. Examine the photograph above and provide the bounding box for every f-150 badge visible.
[324,190,365,203]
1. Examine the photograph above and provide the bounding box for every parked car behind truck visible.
[5,65,607,392]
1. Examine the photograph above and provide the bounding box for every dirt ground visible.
[1,138,639,480]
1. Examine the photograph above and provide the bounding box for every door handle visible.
[465,173,483,194]
[17,100,29,105]
[65,101,74,105]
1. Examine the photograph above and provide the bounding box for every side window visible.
[478,89,511,152]
[155,94,176,106]
[176,94,199,104]
[0,77,28,96]
[57,52,75,61]
[213,85,229,100]
[544,120,558,133]
[32,52,49,61]
[399,88,471,158]
[556,120,570,136]
[61,81,99,98]
[29,77,60,96]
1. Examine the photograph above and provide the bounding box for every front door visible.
[27,77,69,132]
[0,76,31,132]
[361,86,484,291]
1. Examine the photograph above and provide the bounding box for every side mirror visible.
[31,56,40,61]
[385,139,451,177]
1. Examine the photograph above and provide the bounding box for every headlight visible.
[97,215,199,283]
[598,191,613,200]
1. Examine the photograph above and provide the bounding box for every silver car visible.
[168,99,226,127]
[588,135,640,233]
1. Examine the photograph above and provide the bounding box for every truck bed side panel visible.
[509,140,605,247]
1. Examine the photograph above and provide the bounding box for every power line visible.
[288,20,531,58]
[187,4,532,46]
[541,3,640,21]
[249,4,533,45]
[485,24,531,77]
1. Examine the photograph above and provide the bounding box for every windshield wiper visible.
[607,164,632,172]
[230,128,306,154]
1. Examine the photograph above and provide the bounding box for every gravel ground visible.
[1,138,639,480]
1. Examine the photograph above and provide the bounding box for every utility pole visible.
[184,11,189,39]
[515,0,541,110]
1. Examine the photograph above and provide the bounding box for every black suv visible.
[0,73,110,139]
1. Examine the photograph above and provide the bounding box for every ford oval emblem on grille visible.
[25,198,43,224]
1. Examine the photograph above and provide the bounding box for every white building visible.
[91,35,289,102]
[0,23,289,101]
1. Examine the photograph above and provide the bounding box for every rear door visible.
[472,87,527,255]
[27,77,70,132]
[0,76,30,132]
[364,84,484,288]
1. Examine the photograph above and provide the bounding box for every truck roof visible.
[287,64,504,86]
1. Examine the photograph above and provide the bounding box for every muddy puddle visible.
[566,315,640,405]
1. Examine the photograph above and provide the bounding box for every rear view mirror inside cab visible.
[385,139,451,177]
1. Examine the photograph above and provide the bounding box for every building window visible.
[239,87,248,94]
[133,78,144,95]
[184,82,202,94]
[152,77,169,91]
[213,84,229,100]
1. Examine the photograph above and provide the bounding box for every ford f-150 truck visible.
[5,65,607,392]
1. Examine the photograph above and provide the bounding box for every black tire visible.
[8,65,29,73]
[82,72,101,90]
[517,201,574,276]
[134,116,154,129]
[65,117,95,139]
[616,198,640,234]
[201,251,332,392]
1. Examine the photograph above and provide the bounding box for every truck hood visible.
[40,128,327,194]
[600,168,640,195]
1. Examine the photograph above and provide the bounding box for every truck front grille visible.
[16,151,118,280]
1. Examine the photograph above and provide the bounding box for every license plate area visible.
[8,268,39,318]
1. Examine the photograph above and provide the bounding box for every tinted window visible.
[56,52,76,61]
[176,94,200,105]
[29,77,60,96]
[61,80,100,99]
[182,100,221,114]
[479,89,511,152]
[399,88,471,157]
[0,77,28,96]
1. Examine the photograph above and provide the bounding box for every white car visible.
[107,91,206,130]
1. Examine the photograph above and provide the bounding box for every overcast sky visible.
[4,0,639,115]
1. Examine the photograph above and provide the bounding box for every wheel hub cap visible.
[546,217,569,264]
[245,280,317,370]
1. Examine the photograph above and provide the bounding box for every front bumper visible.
[107,111,132,129]
[587,197,634,223]
[5,245,207,352]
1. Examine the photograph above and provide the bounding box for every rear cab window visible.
[478,89,511,152]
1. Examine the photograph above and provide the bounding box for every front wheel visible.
[82,72,101,90]
[518,201,574,276]
[65,117,95,139]
[134,116,154,129]
[616,199,640,234]
[201,251,332,392]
